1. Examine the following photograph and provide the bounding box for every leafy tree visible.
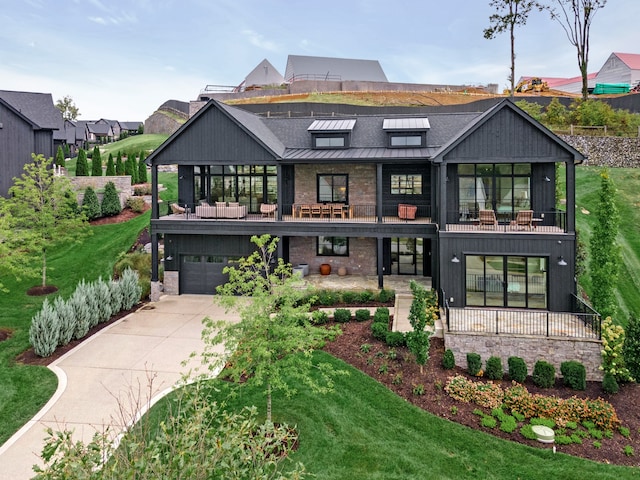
[115,151,125,175]
[589,169,620,319]
[105,153,115,176]
[202,234,345,423]
[91,146,102,176]
[137,123,144,134]
[543,97,568,126]
[137,152,148,183]
[101,181,121,217]
[546,0,607,100]
[55,95,80,120]
[0,154,90,288]
[82,186,101,220]
[623,314,640,381]
[75,148,89,176]
[484,0,542,97]
[405,280,432,374]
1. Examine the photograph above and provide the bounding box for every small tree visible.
[82,186,101,220]
[623,314,640,382]
[589,169,620,319]
[125,153,138,184]
[0,154,90,288]
[405,280,432,374]
[63,144,70,159]
[55,145,65,167]
[55,95,80,121]
[201,234,344,423]
[75,149,89,176]
[101,181,121,217]
[137,152,148,183]
[105,153,115,176]
[115,151,125,175]
[91,146,102,176]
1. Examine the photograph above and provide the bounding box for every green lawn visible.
[99,134,169,158]
[143,352,638,479]
[574,166,640,323]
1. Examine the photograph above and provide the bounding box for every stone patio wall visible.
[444,331,603,381]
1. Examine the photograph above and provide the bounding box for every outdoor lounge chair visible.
[478,209,498,229]
[511,209,533,230]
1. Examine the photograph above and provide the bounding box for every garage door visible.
[180,255,230,294]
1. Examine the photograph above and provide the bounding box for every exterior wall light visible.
[451,254,460,263]
[557,256,567,266]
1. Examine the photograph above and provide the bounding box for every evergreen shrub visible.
[95,277,113,323]
[101,181,121,217]
[442,348,455,369]
[76,149,89,176]
[385,331,405,347]
[355,309,370,322]
[373,307,390,324]
[602,371,619,394]
[533,360,556,388]
[126,196,146,213]
[371,322,388,341]
[355,290,375,304]
[333,308,351,323]
[82,187,101,220]
[560,360,586,390]
[377,288,395,303]
[105,153,116,176]
[54,296,76,346]
[340,291,358,304]
[91,146,102,176]
[120,268,142,310]
[485,356,504,380]
[467,352,482,376]
[29,299,60,357]
[109,279,124,314]
[69,283,91,339]
[508,356,528,383]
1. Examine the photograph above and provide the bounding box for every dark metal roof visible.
[383,118,430,130]
[308,119,356,132]
[284,55,388,82]
[0,89,62,131]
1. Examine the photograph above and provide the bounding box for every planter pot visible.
[298,263,309,276]
[338,266,347,276]
[292,266,305,278]
[319,263,331,275]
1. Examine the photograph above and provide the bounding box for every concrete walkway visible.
[0,295,237,480]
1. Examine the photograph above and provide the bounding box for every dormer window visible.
[308,118,355,149]
[383,117,429,148]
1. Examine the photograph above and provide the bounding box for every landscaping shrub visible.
[91,146,102,176]
[355,290,375,304]
[95,277,113,323]
[467,352,482,376]
[371,322,388,341]
[137,154,148,183]
[485,356,504,380]
[115,151,125,175]
[69,282,91,340]
[481,416,497,428]
[532,360,556,388]
[385,331,405,347]
[75,149,89,176]
[623,313,640,381]
[29,299,60,357]
[560,360,586,390]
[101,181,121,217]
[133,184,152,196]
[333,308,351,323]
[444,375,504,409]
[316,289,339,306]
[355,309,371,322]
[82,186,101,220]
[120,268,142,310]
[126,196,146,213]
[602,371,619,394]
[373,307,390,324]
[508,356,528,383]
[499,416,518,433]
[311,310,329,325]
[601,316,633,383]
[377,288,395,303]
[105,153,116,176]
[340,291,358,304]
[442,348,455,369]
[109,279,124,314]
[54,296,75,346]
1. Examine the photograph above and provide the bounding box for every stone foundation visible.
[444,331,603,381]
[163,271,179,295]
[150,281,163,302]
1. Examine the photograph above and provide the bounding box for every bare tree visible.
[547,0,607,100]
[484,0,542,97]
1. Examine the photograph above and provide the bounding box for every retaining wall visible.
[561,135,640,167]
[444,331,603,381]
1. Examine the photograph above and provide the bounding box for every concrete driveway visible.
[0,295,238,480]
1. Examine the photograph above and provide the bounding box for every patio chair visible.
[511,209,533,230]
[299,204,311,218]
[478,209,497,229]
[310,204,322,217]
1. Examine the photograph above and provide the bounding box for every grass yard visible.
[0,212,150,444]
[143,352,638,479]
[574,166,640,323]
[99,134,169,159]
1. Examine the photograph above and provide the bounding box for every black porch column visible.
[377,237,384,289]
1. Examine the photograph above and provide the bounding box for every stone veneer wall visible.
[294,164,376,205]
[72,176,133,208]
[289,237,377,276]
[559,135,640,167]
[163,271,179,295]
[444,332,603,381]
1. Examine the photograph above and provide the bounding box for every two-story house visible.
[146,98,583,315]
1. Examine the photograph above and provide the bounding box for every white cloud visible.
[88,16,108,25]
[241,29,279,52]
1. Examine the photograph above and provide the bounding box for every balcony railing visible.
[447,209,567,233]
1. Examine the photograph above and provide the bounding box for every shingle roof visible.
[0,89,62,131]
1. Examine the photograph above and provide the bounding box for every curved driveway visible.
[0,295,237,480]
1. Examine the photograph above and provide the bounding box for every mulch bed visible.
[324,320,640,468]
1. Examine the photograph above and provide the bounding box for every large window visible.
[458,164,531,219]
[317,236,348,256]
[314,135,347,148]
[391,174,422,195]
[196,165,277,213]
[317,174,348,203]
[389,134,424,147]
[465,255,547,309]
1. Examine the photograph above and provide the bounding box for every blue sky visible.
[0,0,636,121]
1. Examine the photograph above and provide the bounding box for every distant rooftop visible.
[284,54,388,83]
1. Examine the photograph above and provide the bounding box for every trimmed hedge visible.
[467,353,482,376]
[333,308,351,323]
[442,349,455,369]
[485,356,504,380]
[385,331,405,347]
[533,360,556,388]
[508,356,528,383]
[355,309,371,322]
[561,360,586,390]
[371,322,388,341]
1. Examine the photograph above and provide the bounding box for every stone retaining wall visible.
[561,135,640,167]
[444,331,603,381]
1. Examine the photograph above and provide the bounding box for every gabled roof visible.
[87,123,112,135]
[0,89,62,131]
[612,52,640,70]
[244,59,285,87]
[284,55,388,83]
[119,121,143,130]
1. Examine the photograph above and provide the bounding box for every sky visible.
[1,0,637,121]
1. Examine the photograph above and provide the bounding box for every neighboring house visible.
[593,52,640,86]
[86,121,114,144]
[147,98,583,319]
[0,89,63,197]
[284,54,388,82]
[97,119,121,139]
[241,59,285,90]
[118,121,143,136]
